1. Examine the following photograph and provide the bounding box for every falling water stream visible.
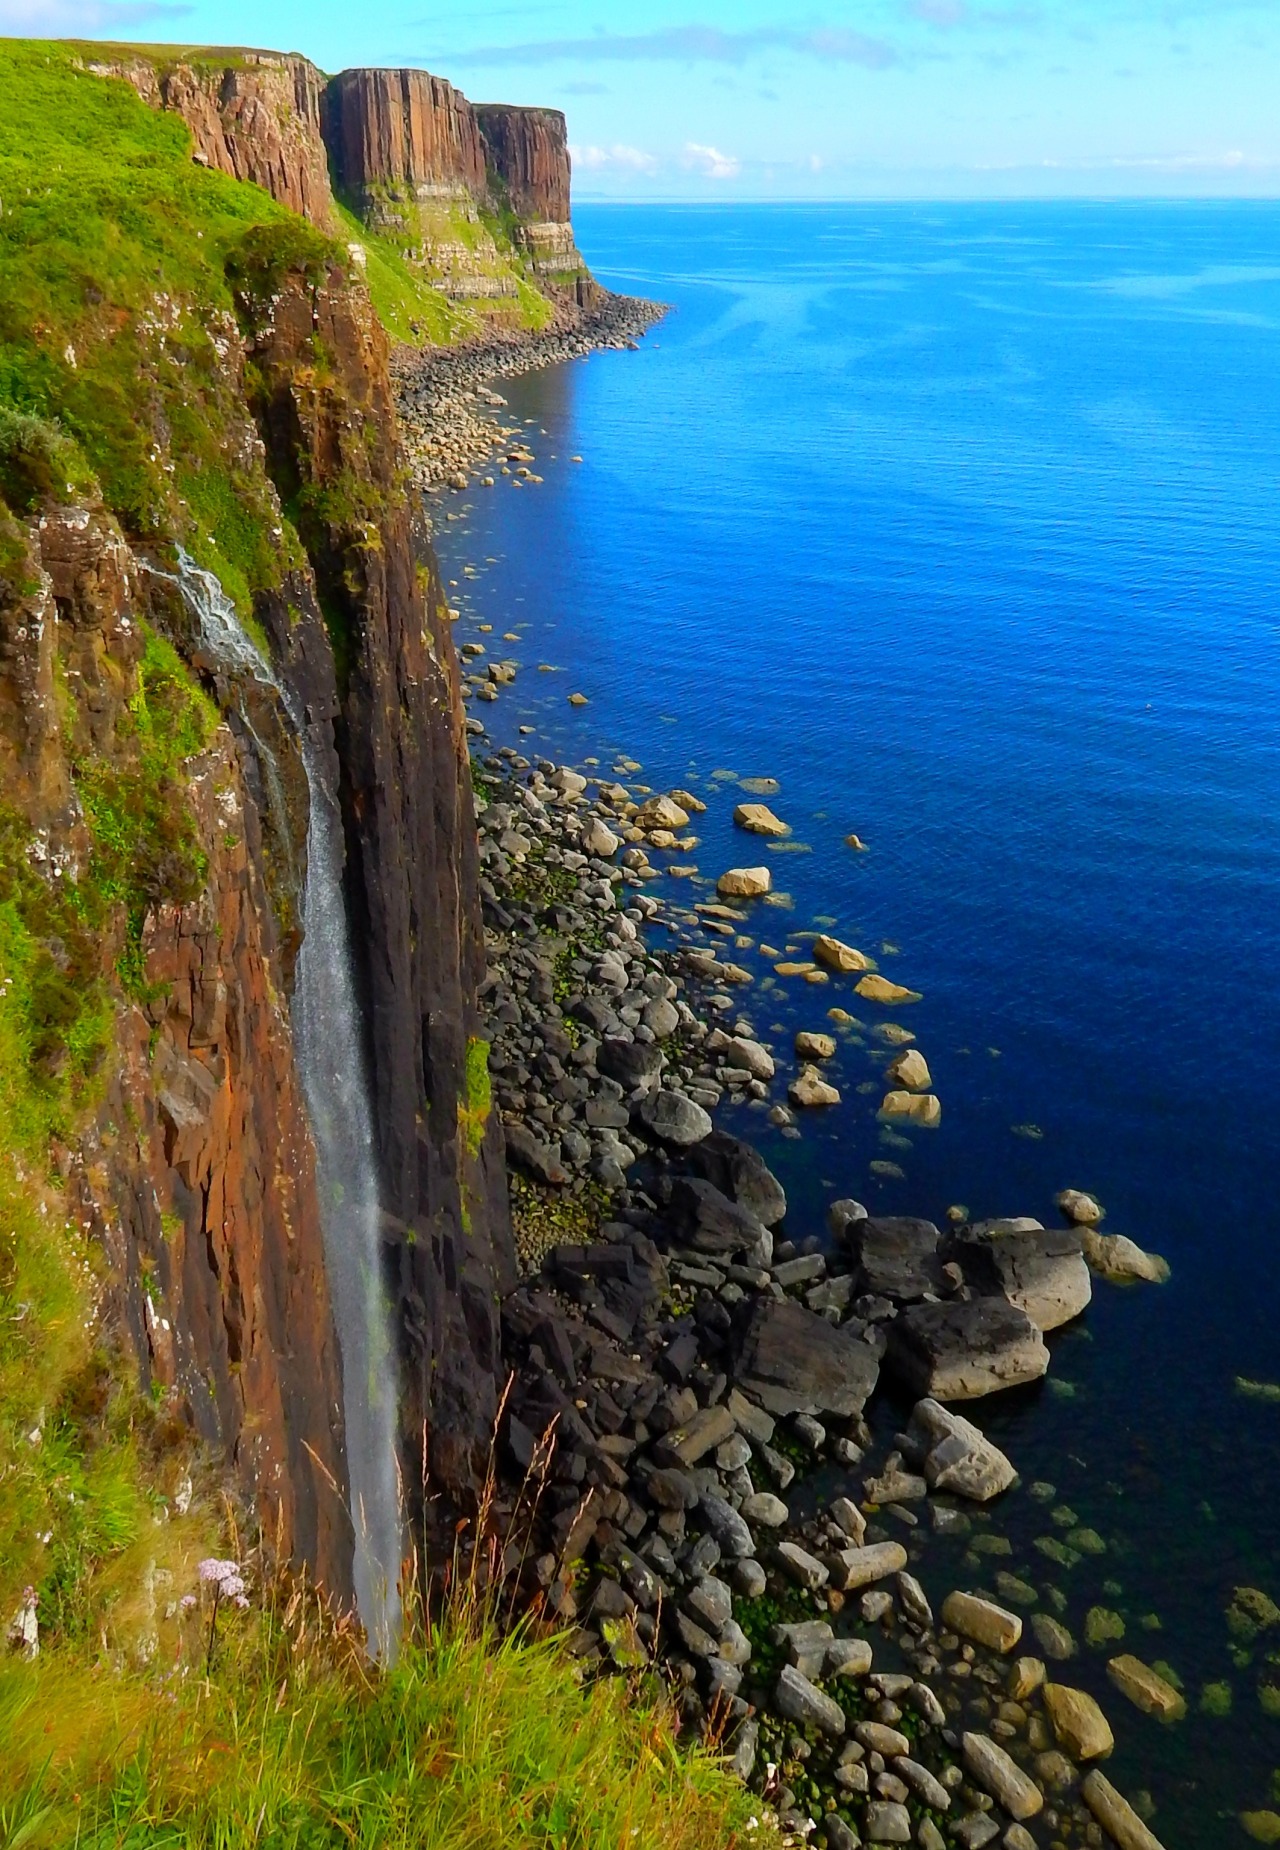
[167,553,402,1659]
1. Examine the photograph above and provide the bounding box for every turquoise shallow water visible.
[433,203,1280,1840]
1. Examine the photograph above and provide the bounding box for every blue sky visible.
[13,0,1280,198]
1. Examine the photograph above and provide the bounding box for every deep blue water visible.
[433,204,1280,1840]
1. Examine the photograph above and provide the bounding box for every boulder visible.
[856,973,922,1004]
[864,1804,912,1844]
[734,1296,881,1418]
[504,1122,567,1185]
[789,1066,840,1107]
[699,1491,754,1558]
[581,817,620,858]
[637,1089,712,1147]
[681,1130,787,1226]
[717,866,771,898]
[775,1663,846,1735]
[1043,1684,1114,1760]
[943,1592,1023,1652]
[1082,1770,1168,1850]
[961,1733,1043,1821]
[813,933,874,973]
[1057,1188,1104,1224]
[952,1220,1091,1333]
[880,1090,943,1127]
[726,1036,776,1080]
[826,1541,908,1591]
[886,1047,931,1089]
[846,1216,944,1302]
[1081,1228,1170,1284]
[636,794,690,830]
[901,1398,1017,1501]
[888,1297,1050,1399]
[667,1177,773,1268]
[733,802,789,836]
[796,1030,837,1060]
[596,1037,665,1093]
[1106,1655,1187,1722]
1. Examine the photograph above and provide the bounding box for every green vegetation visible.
[333,201,469,347]
[0,1592,768,1850]
[458,1035,492,1158]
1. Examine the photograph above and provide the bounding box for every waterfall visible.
[167,552,402,1660]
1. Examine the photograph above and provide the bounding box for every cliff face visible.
[238,262,515,1498]
[100,50,338,233]
[114,48,593,305]
[0,499,351,1590]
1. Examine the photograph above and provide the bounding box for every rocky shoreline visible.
[467,738,1175,1850]
[392,289,667,492]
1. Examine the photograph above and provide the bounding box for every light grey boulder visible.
[901,1397,1017,1501]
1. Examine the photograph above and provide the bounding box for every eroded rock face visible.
[105,51,338,231]
[3,503,350,1592]
[239,263,517,1499]
[323,67,488,208]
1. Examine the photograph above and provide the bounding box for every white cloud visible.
[683,140,742,180]
[569,142,659,174]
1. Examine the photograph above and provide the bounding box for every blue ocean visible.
[433,203,1280,1840]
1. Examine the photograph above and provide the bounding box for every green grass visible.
[0,1596,770,1850]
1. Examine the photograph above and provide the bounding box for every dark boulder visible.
[681,1130,787,1228]
[847,1216,944,1302]
[734,1297,881,1419]
[667,1176,773,1268]
[596,1036,665,1093]
[886,1297,1049,1400]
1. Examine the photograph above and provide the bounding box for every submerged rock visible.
[856,973,923,1004]
[1082,1228,1171,1284]
[1107,1654,1187,1722]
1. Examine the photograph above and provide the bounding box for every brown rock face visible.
[237,261,516,1504]
[1,502,351,1592]
[474,104,571,223]
[104,51,338,232]
[322,67,488,207]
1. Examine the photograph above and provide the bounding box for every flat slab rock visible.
[887,1295,1049,1400]
[951,1219,1091,1333]
[734,1296,881,1418]
[847,1216,945,1302]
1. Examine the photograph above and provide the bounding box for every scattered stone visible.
[943,1592,1023,1653]
[888,1298,1050,1400]
[637,1089,713,1146]
[796,1030,837,1060]
[827,1542,909,1592]
[734,802,789,836]
[789,1065,841,1107]
[1057,1188,1104,1224]
[1042,1683,1115,1759]
[1081,1228,1171,1285]
[1107,1655,1187,1722]
[856,974,922,1004]
[775,1663,846,1735]
[953,1220,1091,1333]
[813,933,874,974]
[880,1089,942,1127]
[1030,1613,1077,1660]
[886,1047,931,1089]
[902,1398,1017,1501]
[864,1800,912,1843]
[1081,1768,1167,1849]
[717,866,772,898]
[735,1297,881,1418]
[961,1733,1044,1821]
